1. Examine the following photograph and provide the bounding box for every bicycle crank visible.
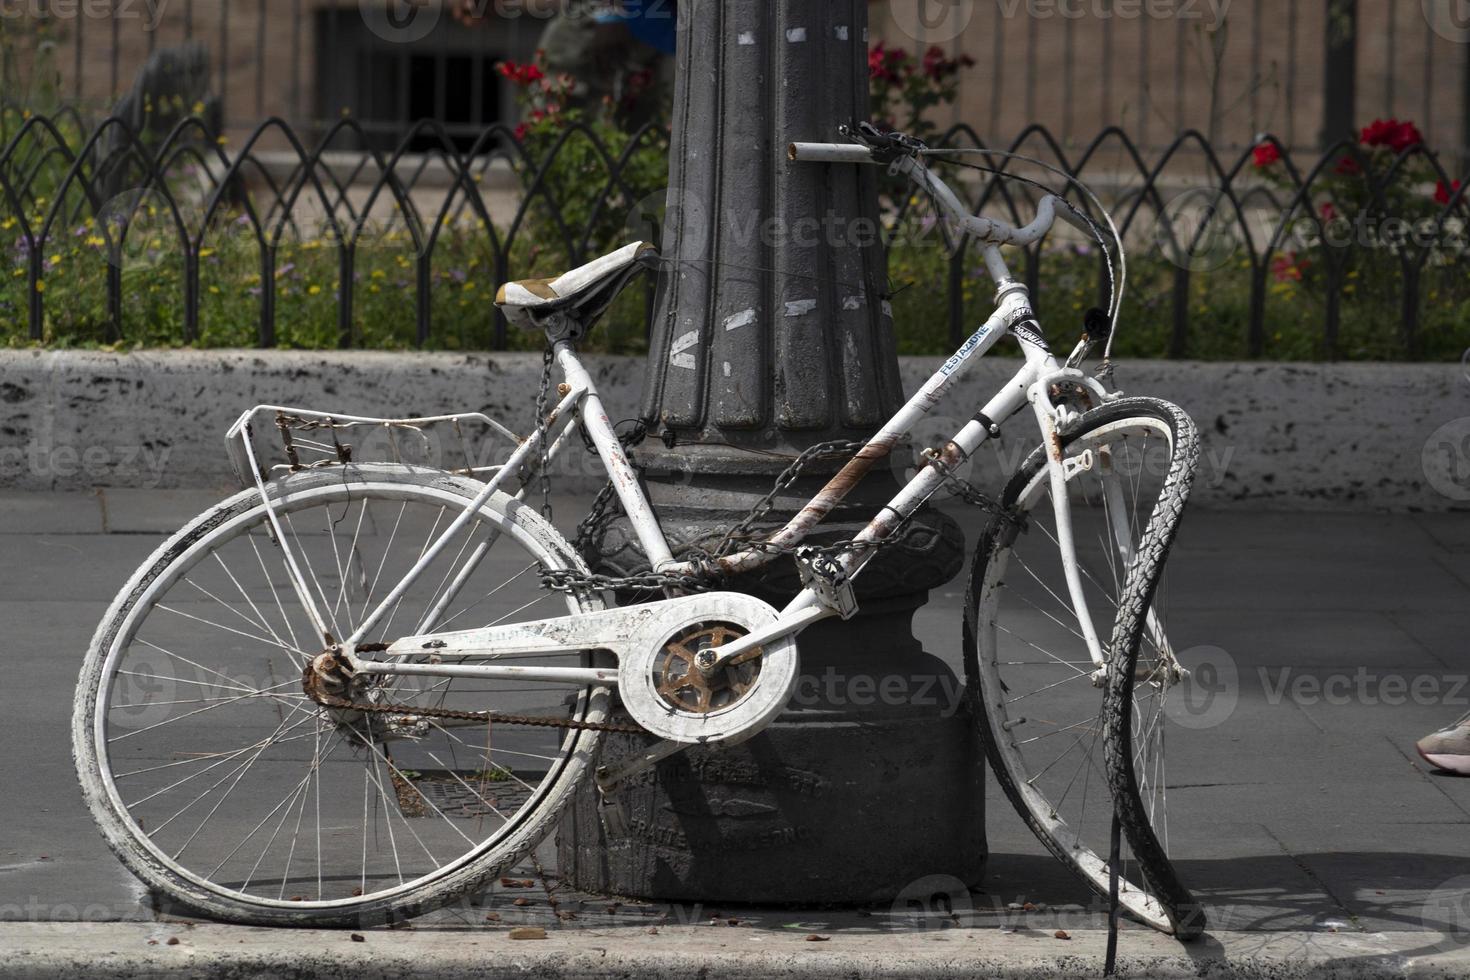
[329,592,800,745]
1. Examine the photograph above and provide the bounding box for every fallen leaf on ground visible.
[1023,902,1037,911]
[805,934,829,942]
[1054,930,1070,940]
[512,897,533,907]
[165,937,180,946]
[349,934,365,943]
[484,912,501,922]
[509,927,547,940]
[646,926,659,935]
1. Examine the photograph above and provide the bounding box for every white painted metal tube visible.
[787,142,876,164]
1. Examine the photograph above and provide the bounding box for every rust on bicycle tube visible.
[770,436,900,545]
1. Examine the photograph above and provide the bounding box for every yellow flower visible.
[371,269,386,279]
[208,285,220,294]
[34,280,44,292]
[85,235,105,247]
[48,253,60,265]
[308,284,322,295]
[192,101,205,115]
[199,247,214,258]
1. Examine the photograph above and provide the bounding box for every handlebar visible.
[788,139,1096,248]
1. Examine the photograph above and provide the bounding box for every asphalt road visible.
[1,489,1468,954]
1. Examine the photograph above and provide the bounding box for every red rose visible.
[1436,180,1464,206]
[1360,118,1422,153]
[1252,142,1281,168]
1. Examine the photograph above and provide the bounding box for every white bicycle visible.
[73,125,1205,937]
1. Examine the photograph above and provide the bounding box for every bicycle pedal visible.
[794,547,859,620]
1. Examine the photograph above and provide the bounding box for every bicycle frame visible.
[226,146,1134,731]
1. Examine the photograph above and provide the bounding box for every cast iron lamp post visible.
[558,0,984,902]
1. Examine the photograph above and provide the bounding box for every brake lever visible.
[840,122,927,164]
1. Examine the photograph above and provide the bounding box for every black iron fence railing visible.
[1,114,1467,361]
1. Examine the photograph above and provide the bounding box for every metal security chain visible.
[537,436,1024,597]
[532,346,556,521]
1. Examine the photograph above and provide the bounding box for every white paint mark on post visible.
[784,299,818,317]
[881,300,894,318]
[842,295,865,311]
[835,26,849,41]
[722,362,732,378]
[786,27,807,42]
[669,330,699,370]
[723,308,757,331]
[738,31,756,45]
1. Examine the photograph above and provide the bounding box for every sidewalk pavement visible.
[1,489,1468,976]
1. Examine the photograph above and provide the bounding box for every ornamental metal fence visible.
[1,112,1467,360]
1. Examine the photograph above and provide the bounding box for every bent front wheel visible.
[962,396,1204,938]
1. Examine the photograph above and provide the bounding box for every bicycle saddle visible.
[496,240,659,331]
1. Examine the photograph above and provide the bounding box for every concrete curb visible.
[0,349,1466,510]
[2,923,1466,979]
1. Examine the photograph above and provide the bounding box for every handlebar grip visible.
[788,143,877,164]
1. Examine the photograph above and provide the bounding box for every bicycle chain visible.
[305,680,646,734]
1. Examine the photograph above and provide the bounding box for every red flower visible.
[1271,253,1309,283]
[922,45,973,79]
[1334,155,1362,176]
[1360,118,1423,153]
[1435,180,1463,206]
[1252,142,1281,168]
[497,61,545,87]
[514,122,529,141]
[1319,202,1337,222]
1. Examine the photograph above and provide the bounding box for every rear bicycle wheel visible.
[72,464,608,927]
[962,396,1204,938]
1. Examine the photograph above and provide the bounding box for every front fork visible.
[1028,379,1184,688]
